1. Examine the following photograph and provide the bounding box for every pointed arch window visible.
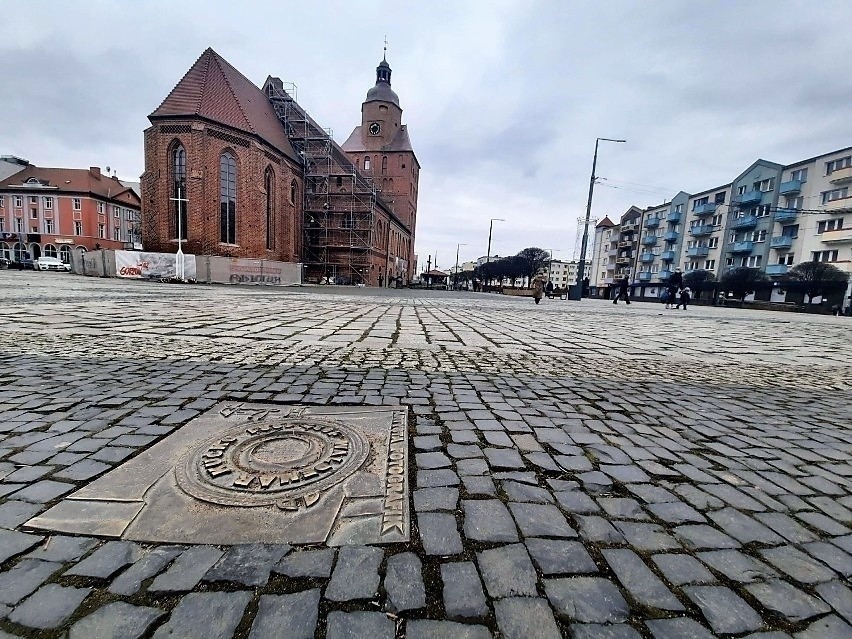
[220,152,237,244]
[381,156,388,175]
[171,144,188,240]
[265,166,275,250]
[364,156,371,171]
[291,180,298,205]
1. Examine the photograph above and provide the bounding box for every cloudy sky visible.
[2,0,851,269]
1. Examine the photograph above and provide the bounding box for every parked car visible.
[0,257,10,269]
[34,257,71,272]
[9,258,34,270]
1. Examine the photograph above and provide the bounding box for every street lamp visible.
[485,218,505,287]
[575,137,625,299]
[454,243,467,290]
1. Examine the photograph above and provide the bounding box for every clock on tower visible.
[368,122,381,136]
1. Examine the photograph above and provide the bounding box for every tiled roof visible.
[596,216,615,228]
[341,125,416,155]
[150,48,297,161]
[0,167,140,204]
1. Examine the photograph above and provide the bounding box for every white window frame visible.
[44,196,53,209]
[44,219,55,234]
[13,196,23,208]
[74,221,83,235]
[72,198,82,211]
[97,202,104,214]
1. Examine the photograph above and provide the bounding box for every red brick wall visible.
[142,119,303,261]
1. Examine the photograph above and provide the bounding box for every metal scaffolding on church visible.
[264,78,379,284]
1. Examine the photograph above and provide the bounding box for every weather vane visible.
[384,35,388,58]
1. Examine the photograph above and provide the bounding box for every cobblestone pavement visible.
[1,270,851,638]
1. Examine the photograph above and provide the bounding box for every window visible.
[746,255,762,268]
[822,187,849,204]
[756,204,771,217]
[29,195,37,205]
[44,197,53,209]
[686,261,699,271]
[14,218,23,232]
[113,227,121,241]
[0,196,4,208]
[790,168,808,182]
[826,156,852,174]
[704,259,716,270]
[264,166,275,250]
[125,209,133,221]
[126,230,133,242]
[785,196,804,209]
[113,205,120,217]
[725,257,734,266]
[13,196,22,208]
[782,224,799,238]
[98,224,105,238]
[336,176,343,188]
[30,209,38,219]
[737,185,747,195]
[72,198,81,210]
[711,214,722,226]
[751,229,767,242]
[364,156,371,171]
[674,204,683,213]
[708,237,719,248]
[342,212,354,229]
[381,156,388,175]
[44,244,57,258]
[172,144,188,240]
[0,218,4,232]
[219,152,237,244]
[692,197,708,210]
[778,253,795,266]
[817,218,844,233]
[755,178,775,192]
[714,191,726,204]
[290,180,298,205]
[97,202,104,214]
[812,250,839,262]
[44,219,55,234]
[74,221,83,235]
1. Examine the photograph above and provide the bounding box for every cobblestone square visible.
[0,271,850,638]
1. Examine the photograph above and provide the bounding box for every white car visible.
[35,257,71,272]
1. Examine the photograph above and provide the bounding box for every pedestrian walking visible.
[545,280,554,299]
[666,268,683,310]
[613,275,631,304]
[532,277,544,304]
[675,286,691,310]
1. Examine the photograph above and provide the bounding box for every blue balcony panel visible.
[774,208,799,223]
[736,190,764,206]
[663,231,679,241]
[658,270,672,280]
[661,250,676,261]
[729,241,755,254]
[667,211,682,223]
[693,202,717,216]
[732,215,758,230]
[639,253,655,263]
[769,236,793,249]
[642,236,658,246]
[779,179,802,195]
[689,224,715,236]
[638,272,652,281]
[686,246,710,257]
[765,264,789,276]
[645,216,660,228]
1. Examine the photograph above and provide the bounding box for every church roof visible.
[341,125,416,155]
[366,82,399,106]
[596,216,615,228]
[149,48,297,161]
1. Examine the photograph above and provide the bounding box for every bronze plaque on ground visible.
[26,404,410,545]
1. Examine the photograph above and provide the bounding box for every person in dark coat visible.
[613,276,631,304]
[545,280,554,299]
[675,285,691,310]
[666,268,683,310]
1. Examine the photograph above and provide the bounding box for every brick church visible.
[141,48,419,285]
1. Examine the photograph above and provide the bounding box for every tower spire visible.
[383,35,388,61]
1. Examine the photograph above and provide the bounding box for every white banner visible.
[114,250,197,280]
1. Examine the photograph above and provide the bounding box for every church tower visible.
[343,52,419,282]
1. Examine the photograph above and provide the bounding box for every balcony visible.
[765,264,789,276]
[616,257,631,265]
[686,246,710,257]
[661,250,676,262]
[639,252,655,263]
[825,197,852,212]
[607,248,618,257]
[689,224,715,237]
[642,236,658,246]
[663,231,679,242]
[779,179,802,195]
[693,202,717,216]
[645,216,660,228]
[769,236,793,249]
[736,190,763,206]
[621,222,639,232]
[638,272,652,281]
[728,241,755,254]
[820,228,852,243]
[828,166,852,184]
[667,211,682,223]
[731,215,758,230]
[618,240,633,248]
[773,208,799,223]
[659,270,672,280]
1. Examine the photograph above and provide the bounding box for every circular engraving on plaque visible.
[175,417,370,508]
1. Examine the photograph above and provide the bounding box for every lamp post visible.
[575,137,625,299]
[485,218,504,287]
[454,243,467,290]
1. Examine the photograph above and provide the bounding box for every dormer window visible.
[26,177,40,185]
